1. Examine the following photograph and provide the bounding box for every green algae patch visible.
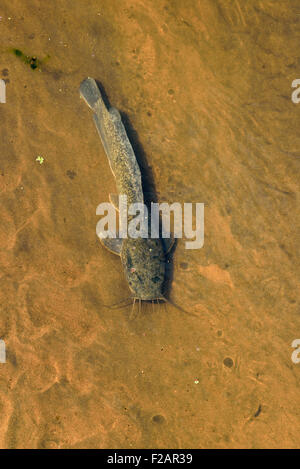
[35,156,45,165]
[10,48,50,70]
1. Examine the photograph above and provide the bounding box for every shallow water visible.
[0,0,299,449]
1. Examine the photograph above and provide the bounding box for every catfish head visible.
[121,237,165,301]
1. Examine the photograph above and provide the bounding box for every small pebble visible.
[223,357,234,368]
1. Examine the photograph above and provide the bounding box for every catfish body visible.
[80,77,168,301]
[80,77,143,207]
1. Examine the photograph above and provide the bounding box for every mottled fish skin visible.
[80,77,167,301]
[80,77,143,206]
[121,237,165,301]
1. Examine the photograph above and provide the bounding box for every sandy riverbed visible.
[0,0,299,448]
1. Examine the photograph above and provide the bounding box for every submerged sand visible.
[0,0,299,448]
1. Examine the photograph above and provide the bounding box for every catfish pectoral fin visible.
[109,193,119,211]
[99,236,123,256]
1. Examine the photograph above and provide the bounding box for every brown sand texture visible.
[0,0,299,449]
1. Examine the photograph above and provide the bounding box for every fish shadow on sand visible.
[95,79,176,301]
